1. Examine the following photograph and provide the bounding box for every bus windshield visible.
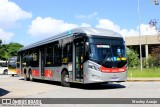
[90,44,126,61]
[89,37,127,68]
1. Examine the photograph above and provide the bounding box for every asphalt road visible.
[0,75,160,107]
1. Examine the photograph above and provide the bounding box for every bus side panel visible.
[16,68,20,76]
[53,65,70,82]
[31,67,39,77]
[44,68,53,78]
[44,67,54,80]
[30,65,69,82]
[44,65,68,82]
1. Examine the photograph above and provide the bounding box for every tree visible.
[0,44,7,60]
[7,43,23,56]
[151,46,160,67]
[0,39,2,45]
[126,49,140,68]
[148,19,160,67]
[0,42,23,60]
[149,19,160,42]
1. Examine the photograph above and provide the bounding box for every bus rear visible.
[8,56,17,76]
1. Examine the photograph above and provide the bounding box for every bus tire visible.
[29,71,33,81]
[24,69,29,81]
[61,71,70,87]
[24,74,29,81]
[3,69,8,75]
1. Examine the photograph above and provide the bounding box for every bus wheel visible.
[29,71,33,81]
[24,74,29,81]
[3,69,8,75]
[24,69,29,81]
[61,71,70,87]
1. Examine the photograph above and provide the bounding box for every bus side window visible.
[62,43,72,64]
[32,49,39,67]
[53,44,62,66]
[68,43,72,62]
[45,46,53,67]
[62,44,68,64]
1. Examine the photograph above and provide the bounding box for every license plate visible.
[110,77,119,81]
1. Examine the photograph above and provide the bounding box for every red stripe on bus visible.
[100,66,126,73]
[16,68,20,75]
[32,69,39,76]
[44,70,53,78]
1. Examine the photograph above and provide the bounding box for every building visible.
[125,35,160,58]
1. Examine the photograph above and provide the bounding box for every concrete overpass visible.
[125,35,160,58]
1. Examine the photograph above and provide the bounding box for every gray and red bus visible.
[17,27,127,86]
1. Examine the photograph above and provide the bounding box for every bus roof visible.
[18,27,123,52]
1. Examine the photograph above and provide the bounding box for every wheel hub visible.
[64,75,69,82]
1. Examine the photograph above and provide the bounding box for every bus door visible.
[39,48,45,77]
[74,39,84,82]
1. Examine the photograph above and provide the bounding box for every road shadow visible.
[19,78,62,86]
[0,74,18,77]
[11,75,19,77]
[19,78,125,90]
[70,83,126,90]
[0,88,10,97]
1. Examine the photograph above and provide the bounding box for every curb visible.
[127,78,160,82]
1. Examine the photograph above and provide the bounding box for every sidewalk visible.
[127,77,160,82]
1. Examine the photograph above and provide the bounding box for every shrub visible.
[151,46,160,67]
[126,49,140,68]
[143,55,153,68]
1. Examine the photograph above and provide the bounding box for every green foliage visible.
[126,49,140,68]
[0,42,23,61]
[151,46,160,67]
[128,68,160,77]
[0,44,8,60]
[7,43,23,56]
[143,55,153,68]
[0,39,2,45]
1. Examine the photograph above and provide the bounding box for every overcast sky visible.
[0,0,160,45]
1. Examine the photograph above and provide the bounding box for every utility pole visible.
[137,0,142,71]
[137,0,159,71]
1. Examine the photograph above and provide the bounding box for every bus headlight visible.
[88,63,100,71]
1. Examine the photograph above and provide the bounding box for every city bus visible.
[8,56,17,76]
[17,27,127,87]
[0,60,8,75]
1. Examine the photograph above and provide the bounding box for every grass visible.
[127,68,160,78]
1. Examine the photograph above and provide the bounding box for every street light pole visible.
[138,0,143,71]
[137,0,159,72]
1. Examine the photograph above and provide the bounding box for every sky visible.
[0,0,160,46]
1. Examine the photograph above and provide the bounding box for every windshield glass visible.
[89,37,127,68]
[90,44,126,61]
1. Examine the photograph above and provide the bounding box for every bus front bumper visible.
[84,69,127,84]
